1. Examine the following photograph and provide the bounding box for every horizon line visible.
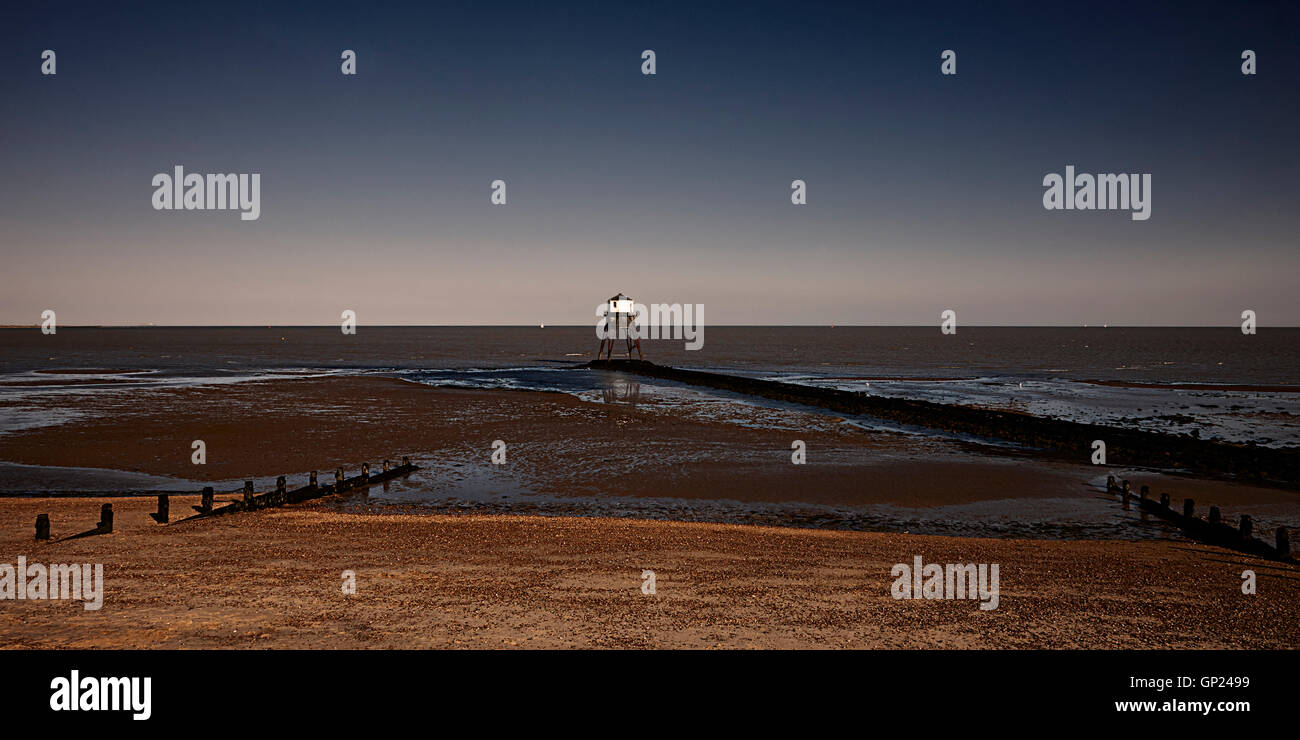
[2,324,1294,330]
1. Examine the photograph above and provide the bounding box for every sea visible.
[2,327,1297,541]
[3,326,1297,447]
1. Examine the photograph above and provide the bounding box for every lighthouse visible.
[597,293,644,361]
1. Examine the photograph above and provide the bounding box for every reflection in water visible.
[600,379,642,405]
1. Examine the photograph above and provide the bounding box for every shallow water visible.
[2,327,1297,541]
[329,458,1295,543]
[4,326,1297,443]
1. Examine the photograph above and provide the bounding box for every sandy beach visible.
[2,495,1297,649]
[2,374,1298,649]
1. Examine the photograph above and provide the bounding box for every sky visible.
[1,0,1297,326]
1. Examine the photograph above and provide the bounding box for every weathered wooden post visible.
[1159,493,1170,510]
[243,481,254,509]
[276,476,287,504]
[361,462,370,481]
[35,514,50,541]
[1183,499,1194,519]
[152,494,169,524]
[200,486,214,514]
[1240,514,1253,540]
[1209,506,1221,525]
[383,460,391,473]
[309,470,318,487]
[1106,475,1116,491]
[98,503,113,534]
[1140,485,1149,499]
[1122,480,1131,495]
[1278,528,1291,558]
[335,468,345,489]
[402,456,411,467]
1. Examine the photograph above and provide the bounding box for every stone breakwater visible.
[582,360,1300,487]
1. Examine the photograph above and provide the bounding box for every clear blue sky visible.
[2,1,1296,325]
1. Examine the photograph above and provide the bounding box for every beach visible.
[2,372,1298,649]
[3,373,1295,517]
[2,328,1298,650]
[4,496,1299,649]
[0,374,1090,506]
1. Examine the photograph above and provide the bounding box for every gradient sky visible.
[2,0,1297,326]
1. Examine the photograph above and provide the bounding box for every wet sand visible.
[1,495,1297,649]
[2,375,1293,516]
[1,375,1298,648]
[0,374,1093,507]
[1079,379,1300,393]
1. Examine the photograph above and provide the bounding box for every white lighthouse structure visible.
[597,292,644,361]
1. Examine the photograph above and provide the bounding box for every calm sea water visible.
[3,327,1297,447]
[2,327,1297,538]
[2,326,1296,383]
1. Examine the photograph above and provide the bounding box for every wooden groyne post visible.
[1103,482,1294,562]
[1106,476,1130,509]
[283,470,318,504]
[151,494,169,524]
[186,459,420,521]
[35,514,50,541]
[97,503,113,534]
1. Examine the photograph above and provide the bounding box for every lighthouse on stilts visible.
[597,293,643,361]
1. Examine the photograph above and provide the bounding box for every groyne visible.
[584,360,1300,487]
[1105,476,1295,562]
[32,458,419,539]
